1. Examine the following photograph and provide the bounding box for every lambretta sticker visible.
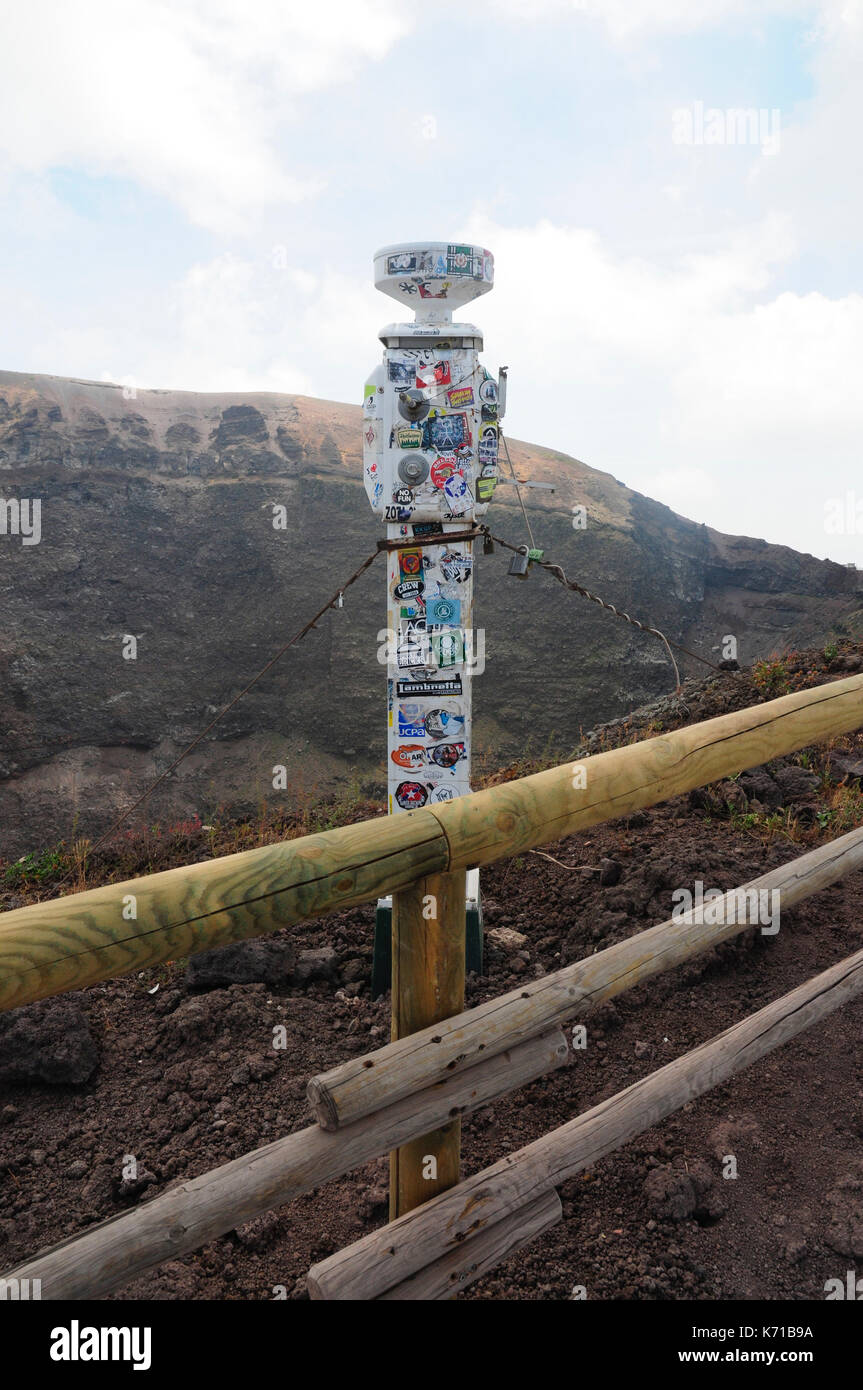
[50,1321,152,1371]
[396,677,463,697]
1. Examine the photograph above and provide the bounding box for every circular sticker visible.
[429,784,459,802]
[479,377,498,405]
[430,598,457,624]
[395,780,428,809]
[431,456,457,489]
[429,741,466,768]
[393,579,423,600]
[424,708,463,739]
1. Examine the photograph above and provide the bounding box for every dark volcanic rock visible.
[211,404,269,448]
[824,1174,863,1259]
[294,946,339,984]
[643,1162,724,1224]
[185,939,297,992]
[738,767,783,809]
[828,750,863,783]
[0,368,860,856]
[772,765,820,803]
[643,1166,699,1221]
[0,997,99,1086]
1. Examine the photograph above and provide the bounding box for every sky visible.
[0,0,861,563]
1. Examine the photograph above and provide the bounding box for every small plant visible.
[71,837,91,891]
[728,804,801,843]
[823,643,838,663]
[822,783,863,833]
[3,846,70,888]
[752,657,790,697]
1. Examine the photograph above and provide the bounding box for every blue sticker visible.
[426,596,462,627]
[424,709,465,739]
[398,720,426,737]
[398,706,427,736]
[443,471,469,506]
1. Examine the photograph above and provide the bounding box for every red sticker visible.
[431,456,457,489]
[417,360,452,388]
[391,745,426,770]
[395,781,428,809]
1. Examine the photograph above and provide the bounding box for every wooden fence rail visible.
[2,1031,570,1300]
[5,824,863,1298]
[1,672,861,1015]
[308,940,863,1299]
[2,672,863,1298]
[377,1190,563,1301]
[308,824,863,1127]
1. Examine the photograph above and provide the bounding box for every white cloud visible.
[112,250,381,398]
[154,253,315,393]
[493,0,816,39]
[643,467,720,516]
[459,214,863,562]
[108,211,861,562]
[1,0,860,572]
[0,0,412,233]
[754,1,863,252]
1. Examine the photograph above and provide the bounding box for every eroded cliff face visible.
[1,369,860,856]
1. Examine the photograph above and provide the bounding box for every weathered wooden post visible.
[390,870,466,1217]
[362,241,504,1214]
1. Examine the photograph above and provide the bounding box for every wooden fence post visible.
[390,869,466,1219]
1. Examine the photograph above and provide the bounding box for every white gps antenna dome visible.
[373,241,494,324]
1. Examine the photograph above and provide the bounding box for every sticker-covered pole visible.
[363,241,502,1217]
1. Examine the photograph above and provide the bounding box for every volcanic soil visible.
[2,646,863,1301]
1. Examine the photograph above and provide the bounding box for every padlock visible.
[508,547,530,578]
[482,532,495,555]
